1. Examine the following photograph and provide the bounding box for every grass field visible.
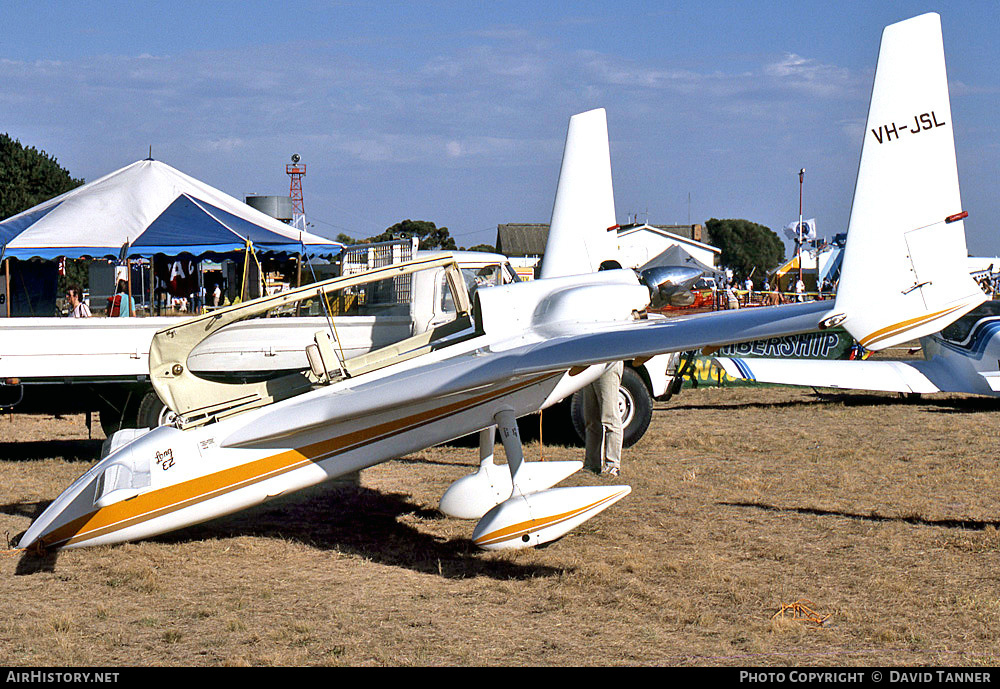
[2,385,999,666]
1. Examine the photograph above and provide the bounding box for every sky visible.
[2,1,998,257]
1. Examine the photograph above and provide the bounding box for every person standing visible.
[66,286,91,318]
[725,282,740,310]
[583,361,624,477]
[110,280,135,317]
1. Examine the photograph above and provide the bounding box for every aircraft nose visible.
[16,459,106,551]
[17,515,50,551]
[639,265,705,307]
[670,266,704,286]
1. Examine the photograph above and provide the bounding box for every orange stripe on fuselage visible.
[41,372,560,549]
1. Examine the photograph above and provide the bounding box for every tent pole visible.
[149,258,155,317]
[197,260,204,314]
[258,249,264,299]
[295,253,302,316]
[126,258,133,316]
[138,258,145,317]
[4,258,10,318]
[240,245,249,302]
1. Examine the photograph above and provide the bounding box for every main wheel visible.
[569,366,653,448]
[137,390,176,428]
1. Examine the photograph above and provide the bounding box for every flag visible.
[783,218,817,241]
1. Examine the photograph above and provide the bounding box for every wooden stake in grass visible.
[772,599,832,628]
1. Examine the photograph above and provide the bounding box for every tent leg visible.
[126,258,133,316]
[150,258,155,316]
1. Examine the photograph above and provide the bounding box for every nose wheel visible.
[617,384,635,430]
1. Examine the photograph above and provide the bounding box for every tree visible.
[334,232,362,245]
[58,258,90,293]
[369,219,457,251]
[464,243,496,253]
[1,133,84,220]
[704,218,785,286]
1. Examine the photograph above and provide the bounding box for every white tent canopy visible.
[0,159,342,261]
[638,243,723,276]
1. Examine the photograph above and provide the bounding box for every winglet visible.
[539,108,618,279]
[833,13,985,350]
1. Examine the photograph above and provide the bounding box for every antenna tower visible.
[286,153,306,226]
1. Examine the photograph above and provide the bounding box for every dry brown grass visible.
[2,385,1000,666]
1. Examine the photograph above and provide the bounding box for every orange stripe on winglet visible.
[473,489,629,547]
[858,304,965,348]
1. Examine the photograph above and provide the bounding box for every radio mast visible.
[286,153,306,229]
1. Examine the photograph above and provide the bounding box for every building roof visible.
[641,223,703,242]
[495,223,549,257]
[496,222,711,259]
[616,223,718,254]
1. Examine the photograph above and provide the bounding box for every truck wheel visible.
[98,404,123,437]
[138,390,175,428]
[97,389,137,437]
[569,366,653,448]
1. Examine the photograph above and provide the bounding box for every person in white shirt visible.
[795,277,806,302]
[66,286,91,318]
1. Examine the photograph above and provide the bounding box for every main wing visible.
[222,297,833,448]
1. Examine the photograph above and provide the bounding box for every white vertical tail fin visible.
[834,13,985,350]
[539,108,618,279]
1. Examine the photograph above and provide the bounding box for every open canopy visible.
[0,159,342,261]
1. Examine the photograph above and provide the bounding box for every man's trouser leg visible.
[583,383,603,473]
[595,362,624,473]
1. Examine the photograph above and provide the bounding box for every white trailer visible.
[0,251,679,445]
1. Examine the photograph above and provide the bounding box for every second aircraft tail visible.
[832,12,985,350]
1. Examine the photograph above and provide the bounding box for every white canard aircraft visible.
[17,12,983,554]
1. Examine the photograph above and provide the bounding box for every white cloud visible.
[200,137,247,152]
[949,80,1000,97]
[763,53,856,98]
